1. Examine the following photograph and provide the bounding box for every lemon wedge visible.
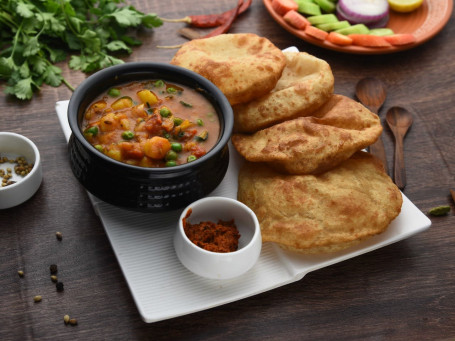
[388,0,423,13]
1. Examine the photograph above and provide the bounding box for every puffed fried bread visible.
[233,51,334,133]
[237,152,402,254]
[231,94,382,175]
[170,33,286,105]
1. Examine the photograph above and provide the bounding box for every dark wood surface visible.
[1,0,455,340]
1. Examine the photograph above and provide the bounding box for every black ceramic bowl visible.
[68,62,233,212]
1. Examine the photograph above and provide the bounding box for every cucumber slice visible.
[368,28,395,36]
[296,1,322,16]
[314,0,336,13]
[335,23,370,35]
[307,14,338,25]
[317,20,351,32]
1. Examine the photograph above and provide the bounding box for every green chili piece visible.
[107,88,121,97]
[195,130,208,142]
[165,160,177,167]
[95,145,104,152]
[84,126,99,136]
[171,143,182,153]
[165,150,178,161]
[166,87,177,94]
[173,117,183,126]
[154,80,165,87]
[163,132,171,139]
[207,112,216,122]
[160,107,171,117]
[180,100,193,108]
[187,155,197,163]
[428,206,451,216]
[196,119,204,126]
[121,131,134,140]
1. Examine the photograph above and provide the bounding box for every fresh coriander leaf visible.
[106,40,131,53]
[120,35,142,46]
[0,57,16,77]
[68,55,84,70]
[19,62,30,78]
[23,37,40,56]
[28,56,47,74]
[46,47,67,63]
[11,77,35,100]
[43,64,63,87]
[141,14,163,28]
[109,7,143,27]
[16,2,35,18]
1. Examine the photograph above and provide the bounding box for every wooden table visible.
[1,0,454,339]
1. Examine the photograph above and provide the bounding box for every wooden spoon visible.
[355,77,389,174]
[386,106,413,190]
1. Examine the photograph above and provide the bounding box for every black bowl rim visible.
[67,62,233,174]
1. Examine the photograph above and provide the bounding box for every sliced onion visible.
[367,14,389,28]
[337,0,389,24]
[337,3,389,28]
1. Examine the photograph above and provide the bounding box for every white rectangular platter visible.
[56,93,431,323]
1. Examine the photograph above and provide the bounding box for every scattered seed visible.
[428,205,451,216]
[56,232,63,241]
[33,295,42,303]
[69,318,78,326]
[64,315,70,324]
[18,270,24,278]
[51,275,58,282]
[50,264,58,274]
[56,282,64,292]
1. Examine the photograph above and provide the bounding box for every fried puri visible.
[237,152,402,254]
[170,33,286,105]
[231,94,382,175]
[233,51,334,133]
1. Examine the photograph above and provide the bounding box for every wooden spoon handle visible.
[369,135,389,174]
[393,136,406,190]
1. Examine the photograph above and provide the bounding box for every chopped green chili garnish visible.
[173,117,183,126]
[154,80,165,87]
[95,145,104,152]
[196,119,204,126]
[187,155,197,162]
[180,100,193,108]
[166,87,177,94]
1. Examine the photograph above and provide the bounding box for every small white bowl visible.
[0,132,42,209]
[174,196,262,280]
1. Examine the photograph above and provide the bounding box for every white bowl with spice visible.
[0,132,42,209]
[174,196,262,280]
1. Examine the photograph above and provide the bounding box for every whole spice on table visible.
[51,275,58,283]
[428,205,451,216]
[69,318,78,326]
[450,189,455,203]
[56,232,63,241]
[182,208,241,253]
[63,315,70,325]
[201,0,244,39]
[18,270,24,278]
[49,264,58,274]
[56,282,64,292]
[33,295,42,303]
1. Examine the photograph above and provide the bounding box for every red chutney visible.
[182,208,241,253]
[81,80,220,168]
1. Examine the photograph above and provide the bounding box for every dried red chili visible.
[202,0,243,39]
[182,208,241,253]
[162,0,252,28]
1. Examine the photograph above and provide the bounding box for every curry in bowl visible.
[82,80,220,168]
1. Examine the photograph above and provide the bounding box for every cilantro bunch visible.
[0,0,162,100]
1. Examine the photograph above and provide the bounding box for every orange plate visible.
[263,0,453,54]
